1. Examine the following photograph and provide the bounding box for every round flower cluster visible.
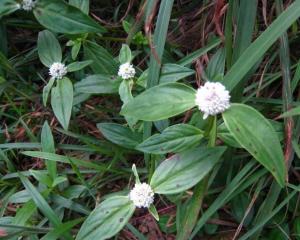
[49,62,68,79]
[129,183,154,208]
[118,63,135,80]
[21,0,37,11]
[195,81,231,119]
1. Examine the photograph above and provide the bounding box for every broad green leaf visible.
[51,78,73,130]
[119,44,132,64]
[150,147,226,194]
[222,103,286,187]
[34,0,105,34]
[43,77,55,106]
[119,80,137,127]
[38,30,62,67]
[76,196,135,240]
[0,0,19,19]
[75,74,121,94]
[41,121,56,179]
[137,124,203,154]
[136,64,195,88]
[121,83,196,121]
[224,0,300,91]
[83,41,118,75]
[69,0,89,14]
[67,60,93,72]
[97,123,142,149]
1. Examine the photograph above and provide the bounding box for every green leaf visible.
[69,0,89,14]
[34,0,105,34]
[119,44,132,64]
[137,64,195,88]
[43,77,55,106]
[121,83,196,121]
[18,174,72,239]
[222,103,286,187]
[83,41,118,75]
[119,80,137,127]
[224,0,300,91]
[38,30,62,67]
[29,170,52,187]
[280,106,300,118]
[75,74,121,94]
[97,123,142,149]
[177,38,221,66]
[149,204,159,221]
[41,218,83,240]
[41,121,56,179]
[137,124,203,154]
[76,196,135,240]
[51,78,73,130]
[150,147,226,194]
[0,0,19,19]
[67,60,93,72]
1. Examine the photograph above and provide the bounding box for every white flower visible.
[118,62,135,80]
[129,183,154,208]
[49,62,67,79]
[21,0,37,11]
[195,81,231,119]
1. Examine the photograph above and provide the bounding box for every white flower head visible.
[129,182,154,208]
[195,81,231,119]
[49,62,67,79]
[118,62,135,80]
[21,0,37,11]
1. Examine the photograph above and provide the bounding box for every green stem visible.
[176,116,217,240]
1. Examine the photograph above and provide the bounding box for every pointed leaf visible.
[34,0,105,34]
[150,147,226,194]
[137,124,203,154]
[41,121,56,179]
[121,83,196,121]
[0,0,19,18]
[75,74,121,94]
[97,123,142,149]
[51,78,73,130]
[83,41,118,74]
[76,196,135,240]
[119,44,132,64]
[222,103,286,187]
[67,60,93,72]
[38,30,62,67]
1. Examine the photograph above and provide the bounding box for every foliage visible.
[1,0,300,239]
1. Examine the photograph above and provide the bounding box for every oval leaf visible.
[0,0,19,18]
[97,123,142,149]
[76,196,135,240]
[119,44,132,64]
[83,41,118,75]
[38,30,62,67]
[150,147,226,194]
[67,60,93,72]
[121,83,196,121]
[222,103,286,187]
[34,0,105,34]
[75,74,121,94]
[137,124,203,154]
[51,78,73,130]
